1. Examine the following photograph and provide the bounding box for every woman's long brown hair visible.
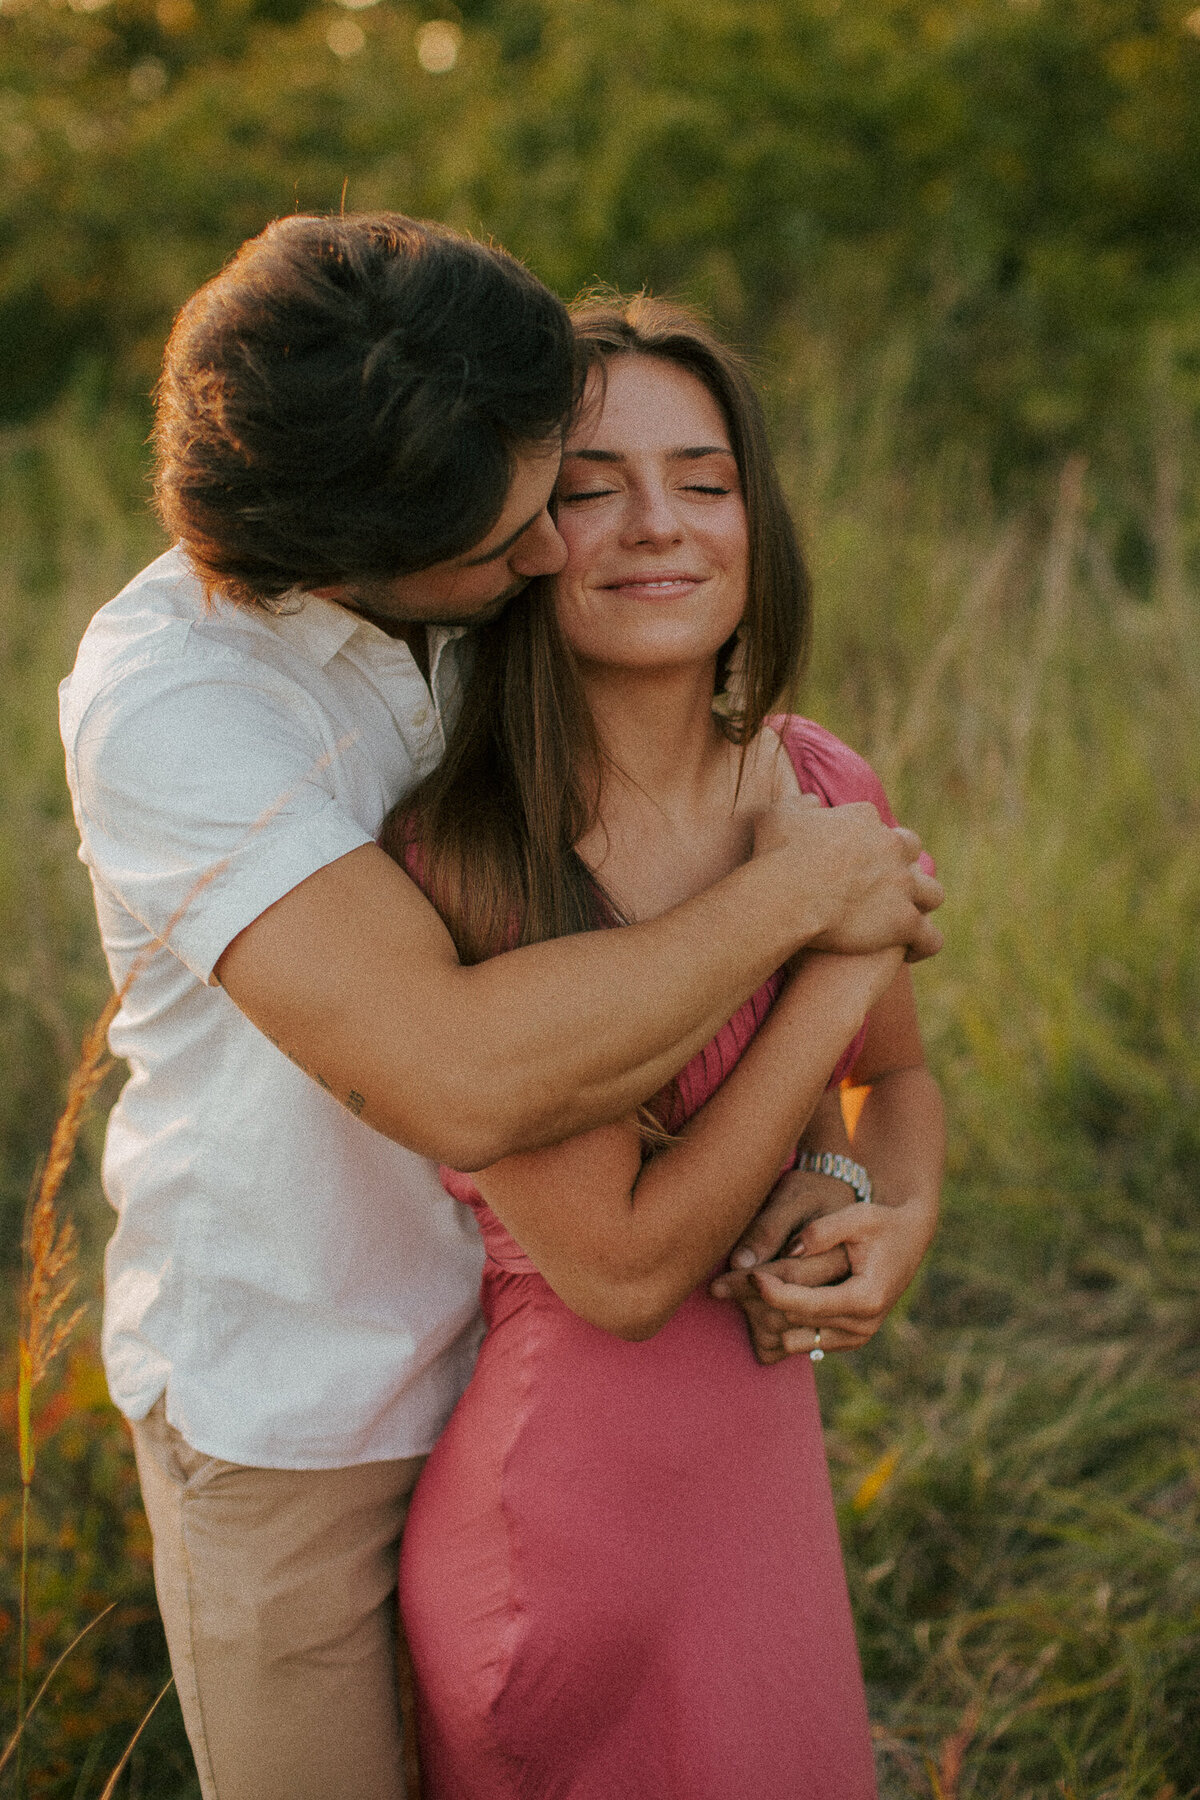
[380,294,814,967]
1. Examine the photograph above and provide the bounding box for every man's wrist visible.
[740,844,838,964]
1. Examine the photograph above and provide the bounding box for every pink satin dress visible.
[400,718,896,1800]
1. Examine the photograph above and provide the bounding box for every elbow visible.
[609,1308,674,1344]
[426,1118,519,1175]
[430,1059,577,1172]
[438,1100,564,1173]
[570,1269,683,1343]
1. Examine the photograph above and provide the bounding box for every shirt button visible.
[412,705,430,727]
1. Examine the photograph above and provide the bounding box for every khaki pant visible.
[131,1398,425,1800]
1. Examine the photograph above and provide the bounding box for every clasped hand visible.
[709,1168,935,1364]
[751,793,944,965]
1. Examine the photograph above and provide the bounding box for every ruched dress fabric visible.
[399,718,891,1800]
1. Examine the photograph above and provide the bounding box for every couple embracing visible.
[60,213,944,1800]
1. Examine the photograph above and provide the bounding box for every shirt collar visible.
[258,594,471,702]
[259,594,467,667]
[257,592,363,668]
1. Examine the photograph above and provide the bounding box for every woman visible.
[387,298,944,1799]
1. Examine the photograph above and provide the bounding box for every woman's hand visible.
[708,1166,855,1356]
[711,1195,937,1364]
[710,977,945,1364]
[717,1164,856,1278]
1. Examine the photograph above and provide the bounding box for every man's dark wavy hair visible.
[153,213,579,609]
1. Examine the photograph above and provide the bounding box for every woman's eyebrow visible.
[563,445,734,463]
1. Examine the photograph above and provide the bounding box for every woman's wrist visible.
[795,1149,872,1204]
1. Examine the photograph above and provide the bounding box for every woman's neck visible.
[580,660,731,821]
[573,657,777,923]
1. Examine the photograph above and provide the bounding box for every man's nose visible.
[511,512,568,578]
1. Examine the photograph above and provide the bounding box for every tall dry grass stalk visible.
[0,1605,115,1781]
[20,1000,116,1432]
[94,1678,175,1800]
[13,999,116,1797]
[1008,453,1087,795]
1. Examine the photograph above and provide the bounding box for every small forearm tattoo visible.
[347,1089,366,1118]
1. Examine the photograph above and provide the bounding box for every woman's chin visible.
[576,647,723,683]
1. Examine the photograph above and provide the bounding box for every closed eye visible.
[556,486,618,503]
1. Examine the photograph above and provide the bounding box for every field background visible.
[2,1,1199,1794]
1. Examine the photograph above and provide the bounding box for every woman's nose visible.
[510,512,568,578]
[621,484,684,547]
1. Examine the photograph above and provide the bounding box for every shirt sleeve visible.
[66,655,375,984]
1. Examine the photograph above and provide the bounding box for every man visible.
[60,212,942,1800]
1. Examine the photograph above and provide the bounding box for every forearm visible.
[532,951,901,1336]
[788,1069,943,1255]
[440,798,942,1166]
[847,1067,944,1223]
[375,823,938,1167]
[427,855,830,1159]
[716,1068,944,1363]
[714,961,946,1360]
[797,959,943,1223]
[219,796,942,1169]
[220,841,841,1169]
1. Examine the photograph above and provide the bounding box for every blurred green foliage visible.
[2,1,1199,1793]
[798,399,1200,1796]
[3,0,1200,475]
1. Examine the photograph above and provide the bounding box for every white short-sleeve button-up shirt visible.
[59,548,486,1468]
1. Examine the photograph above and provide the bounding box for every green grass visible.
[1,370,1197,1797]
[796,356,1200,1796]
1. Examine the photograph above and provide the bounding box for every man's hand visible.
[750,796,944,964]
[711,1197,937,1365]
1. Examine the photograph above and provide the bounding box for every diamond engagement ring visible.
[809,1329,824,1363]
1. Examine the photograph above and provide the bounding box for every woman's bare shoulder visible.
[762,713,895,818]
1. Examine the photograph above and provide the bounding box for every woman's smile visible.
[599,571,707,601]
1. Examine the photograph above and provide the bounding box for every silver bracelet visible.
[796,1150,872,1204]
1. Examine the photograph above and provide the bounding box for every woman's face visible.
[552,354,749,675]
